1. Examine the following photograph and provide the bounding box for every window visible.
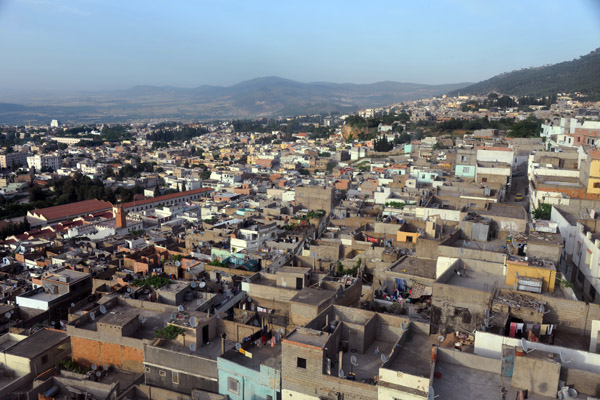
[227,377,239,394]
[297,357,307,368]
[481,177,487,182]
[590,285,597,302]
[41,354,48,365]
[172,371,179,384]
[460,155,467,162]
[145,367,151,373]
[594,182,600,189]
[159,370,166,377]
[577,269,585,283]
[462,167,470,173]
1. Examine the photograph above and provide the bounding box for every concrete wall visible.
[431,283,492,334]
[511,355,560,397]
[144,344,218,394]
[474,331,600,374]
[560,367,600,397]
[437,347,501,374]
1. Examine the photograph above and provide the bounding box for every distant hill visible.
[0,77,471,124]
[448,48,600,98]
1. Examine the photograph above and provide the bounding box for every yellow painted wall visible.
[396,231,420,243]
[588,177,600,194]
[506,262,556,293]
[590,159,600,178]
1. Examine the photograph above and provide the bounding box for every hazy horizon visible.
[1,0,599,93]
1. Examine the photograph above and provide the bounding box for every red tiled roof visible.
[28,199,113,222]
[120,188,213,209]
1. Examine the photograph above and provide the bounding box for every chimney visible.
[116,206,127,229]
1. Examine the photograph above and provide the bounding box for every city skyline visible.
[1,0,599,92]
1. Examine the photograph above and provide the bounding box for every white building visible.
[27,155,61,171]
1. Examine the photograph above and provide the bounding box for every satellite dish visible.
[175,261,181,267]
[189,317,198,328]
[559,351,573,364]
[171,312,178,319]
[178,305,185,312]
[247,297,252,303]
[71,303,76,308]
[91,364,97,371]
[103,365,109,371]
[100,305,107,314]
[189,343,197,351]
[4,312,10,319]
[191,282,197,288]
[401,322,407,332]
[140,317,147,325]
[199,281,206,288]
[428,387,436,400]
[89,312,95,321]
[350,355,358,366]
[338,369,345,378]
[520,338,534,353]
[96,371,102,377]
[9,310,14,315]
[253,320,259,326]
[381,353,387,363]
[50,320,55,326]
[235,343,242,351]
[127,287,133,293]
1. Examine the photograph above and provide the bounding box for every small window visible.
[228,377,239,394]
[462,167,470,173]
[172,371,179,384]
[145,367,151,373]
[41,355,48,365]
[482,177,487,183]
[159,370,166,377]
[590,285,597,302]
[577,269,584,283]
[594,182,600,189]
[297,357,307,368]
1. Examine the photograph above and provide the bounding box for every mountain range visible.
[0,77,470,124]
[448,48,600,98]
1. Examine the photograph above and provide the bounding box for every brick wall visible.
[71,336,145,373]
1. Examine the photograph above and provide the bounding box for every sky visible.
[0,0,599,92]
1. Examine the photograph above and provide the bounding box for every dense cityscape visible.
[0,89,599,399]
[2,1,600,399]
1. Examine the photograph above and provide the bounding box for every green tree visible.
[508,115,542,138]
[533,203,552,220]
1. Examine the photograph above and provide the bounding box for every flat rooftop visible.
[386,330,434,378]
[220,342,281,371]
[285,327,330,349]
[527,232,563,246]
[391,257,436,280]
[447,238,508,254]
[433,361,559,400]
[470,203,527,220]
[159,337,236,359]
[445,267,509,292]
[342,339,394,382]
[80,305,172,340]
[4,329,67,358]
[289,287,334,306]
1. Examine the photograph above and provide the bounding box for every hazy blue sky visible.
[1,0,599,91]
